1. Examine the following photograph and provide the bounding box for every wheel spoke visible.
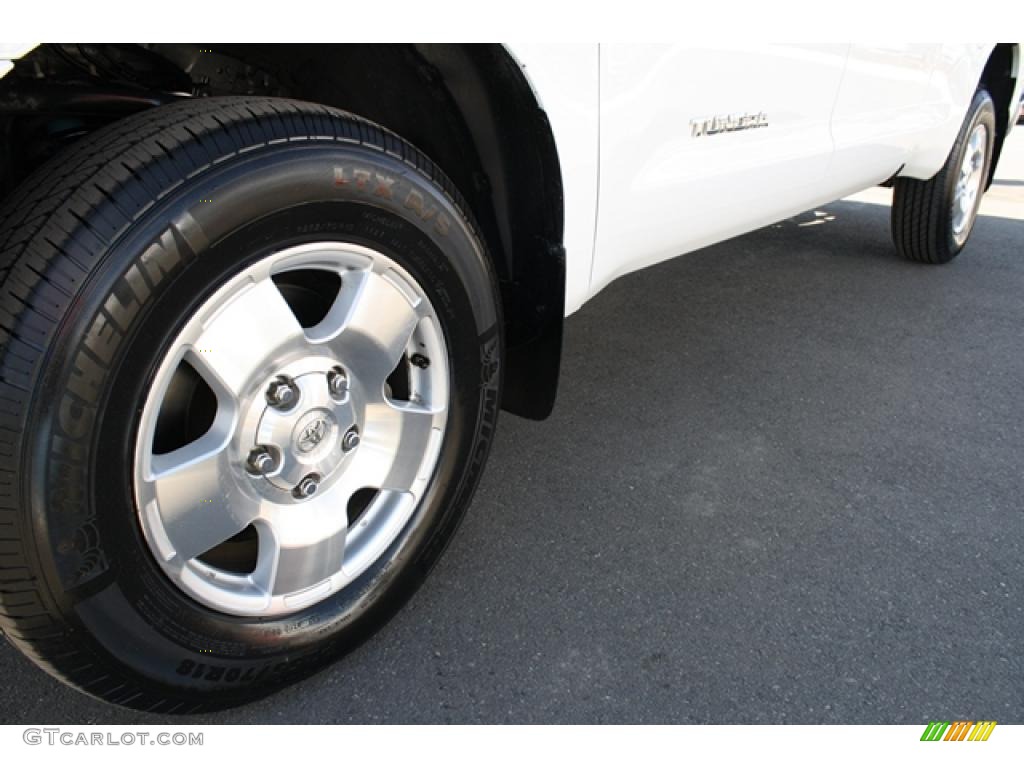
[969,127,984,159]
[311,270,423,391]
[190,277,307,397]
[147,438,256,563]
[358,401,440,491]
[256,505,348,598]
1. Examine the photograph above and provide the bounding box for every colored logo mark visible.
[920,721,996,742]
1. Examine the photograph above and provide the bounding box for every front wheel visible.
[0,97,501,712]
[891,88,996,263]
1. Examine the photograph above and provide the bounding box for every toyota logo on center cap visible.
[297,417,329,453]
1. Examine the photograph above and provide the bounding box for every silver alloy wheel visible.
[133,242,449,617]
[951,123,988,243]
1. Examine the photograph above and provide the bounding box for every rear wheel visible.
[891,88,996,263]
[0,97,501,712]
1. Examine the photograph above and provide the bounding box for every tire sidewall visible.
[25,142,500,701]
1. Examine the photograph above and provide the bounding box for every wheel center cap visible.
[294,410,336,454]
[245,365,359,496]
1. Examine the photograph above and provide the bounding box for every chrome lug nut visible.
[266,375,298,410]
[293,473,320,500]
[327,366,349,399]
[246,445,279,476]
[342,426,361,453]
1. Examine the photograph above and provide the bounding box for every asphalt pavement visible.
[2,133,1022,725]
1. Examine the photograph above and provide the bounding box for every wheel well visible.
[980,43,1019,189]
[0,43,566,419]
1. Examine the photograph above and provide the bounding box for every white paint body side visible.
[592,43,849,303]
[829,44,1000,184]
[510,43,1013,317]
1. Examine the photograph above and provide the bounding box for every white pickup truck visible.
[0,43,1020,712]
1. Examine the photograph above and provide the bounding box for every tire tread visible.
[892,89,995,263]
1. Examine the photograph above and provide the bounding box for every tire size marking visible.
[176,658,304,684]
[333,166,395,199]
[334,165,451,237]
